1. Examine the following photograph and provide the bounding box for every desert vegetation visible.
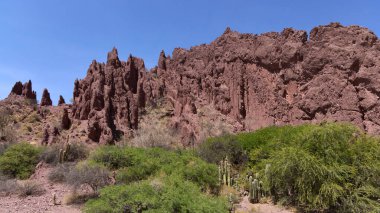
[200,123,380,212]
[1,121,379,213]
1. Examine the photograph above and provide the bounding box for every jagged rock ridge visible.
[9,80,37,100]
[72,23,380,144]
[72,48,147,144]
[9,23,380,145]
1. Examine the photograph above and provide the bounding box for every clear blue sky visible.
[0,0,379,104]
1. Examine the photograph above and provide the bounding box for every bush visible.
[91,146,220,193]
[90,146,135,170]
[64,192,98,205]
[0,143,43,179]
[66,163,110,192]
[0,109,17,144]
[18,181,45,197]
[116,160,159,184]
[85,175,228,213]
[0,177,19,196]
[182,159,220,193]
[198,134,247,165]
[236,123,380,212]
[40,143,89,165]
[48,163,74,183]
[40,145,60,164]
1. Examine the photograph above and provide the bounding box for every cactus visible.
[58,142,71,163]
[58,149,64,163]
[252,179,259,203]
[219,156,233,187]
[227,162,231,186]
[247,173,265,203]
[218,164,222,184]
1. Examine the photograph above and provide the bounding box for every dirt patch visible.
[0,163,81,213]
[235,196,294,213]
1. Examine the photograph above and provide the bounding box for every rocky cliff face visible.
[9,23,380,145]
[72,48,147,144]
[71,23,380,144]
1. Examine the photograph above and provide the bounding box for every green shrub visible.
[116,160,159,184]
[91,146,220,194]
[85,175,228,213]
[90,146,135,169]
[230,123,380,212]
[182,158,220,193]
[198,134,247,165]
[0,143,42,179]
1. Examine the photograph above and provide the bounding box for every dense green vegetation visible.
[204,123,380,212]
[85,146,228,212]
[0,142,42,179]
[85,174,227,213]
[1,122,378,212]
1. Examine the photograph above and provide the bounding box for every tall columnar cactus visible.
[252,179,259,203]
[247,173,264,203]
[59,142,71,163]
[227,161,231,186]
[248,175,253,201]
[219,156,233,187]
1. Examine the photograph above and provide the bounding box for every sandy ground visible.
[235,196,294,213]
[0,164,81,213]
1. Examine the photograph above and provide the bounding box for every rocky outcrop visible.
[41,125,60,145]
[40,89,52,106]
[58,95,66,105]
[61,108,71,130]
[72,48,147,144]
[71,23,380,144]
[9,80,37,100]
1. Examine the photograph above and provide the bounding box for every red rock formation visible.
[41,125,60,145]
[58,95,66,105]
[9,80,37,100]
[71,23,380,144]
[10,81,23,95]
[61,108,71,130]
[72,48,147,144]
[40,89,52,106]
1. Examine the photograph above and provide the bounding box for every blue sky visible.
[0,0,379,104]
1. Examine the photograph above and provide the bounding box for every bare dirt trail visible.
[235,196,294,213]
[0,163,81,213]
